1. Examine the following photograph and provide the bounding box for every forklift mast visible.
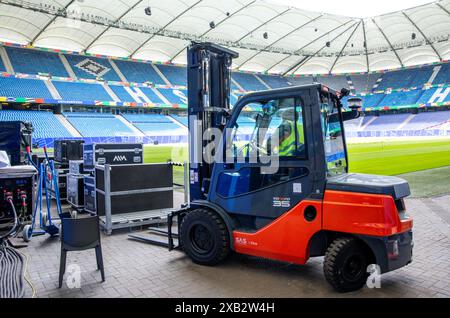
[187,42,239,201]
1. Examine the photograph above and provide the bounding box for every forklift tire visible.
[324,237,370,293]
[180,209,230,266]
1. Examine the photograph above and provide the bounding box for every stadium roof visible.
[0,0,449,75]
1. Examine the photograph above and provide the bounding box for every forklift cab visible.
[207,84,354,230]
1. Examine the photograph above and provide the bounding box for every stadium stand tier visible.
[1,45,450,147]
[350,74,381,93]
[6,47,69,77]
[158,88,188,105]
[122,114,186,136]
[156,64,187,86]
[52,81,112,101]
[0,55,5,72]
[378,90,422,107]
[114,60,166,85]
[170,114,188,127]
[316,75,349,91]
[257,74,292,89]
[232,72,268,91]
[377,66,434,90]
[0,110,72,138]
[433,63,450,85]
[0,77,53,99]
[64,112,134,137]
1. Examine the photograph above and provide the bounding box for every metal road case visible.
[69,160,85,175]
[95,163,177,234]
[54,140,84,164]
[84,175,96,214]
[83,143,143,172]
[67,173,85,209]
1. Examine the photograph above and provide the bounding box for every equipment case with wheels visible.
[0,121,33,166]
[67,173,85,209]
[83,143,143,172]
[54,140,84,164]
[84,176,96,214]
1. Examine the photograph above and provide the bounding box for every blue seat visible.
[122,114,186,136]
[0,110,72,138]
[6,47,69,77]
[232,73,267,91]
[433,64,450,85]
[157,88,188,105]
[156,65,187,86]
[0,56,6,72]
[0,77,53,99]
[65,113,134,137]
[53,81,112,101]
[114,60,165,85]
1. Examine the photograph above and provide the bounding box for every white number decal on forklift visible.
[273,197,291,208]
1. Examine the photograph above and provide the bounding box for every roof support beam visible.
[402,11,442,61]
[278,20,356,76]
[372,18,404,67]
[286,21,359,76]
[234,8,291,43]
[237,14,323,69]
[130,0,203,58]
[169,0,257,63]
[30,0,76,45]
[84,0,144,53]
[436,2,450,16]
[362,19,370,72]
[329,21,361,73]
[265,19,354,73]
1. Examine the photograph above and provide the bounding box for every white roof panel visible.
[0,0,448,74]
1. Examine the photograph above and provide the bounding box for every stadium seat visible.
[377,66,434,90]
[360,93,385,109]
[107,84,165,104]
[232,73,267,91]
[170,114,188,127]
[64,112,134,137]
[122,114,186,136]
[255,74,292,89]
[378,90,422,107]
[350,74,382,94]
[157,88,188,105]
[52,81,112,101]
[156,65,187,86]
[109,84,135,103]
[0,77,53,99]
[433,64,450,85]
[6,47,69,77]
[403,111,450,130]
[316,75,349,91]
[0,55,6,72]
[113,60,166,85]
[288,76,315,86]
[0,110,72,138]
[364,114,411,130]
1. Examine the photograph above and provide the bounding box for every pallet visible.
[99,209,173,234]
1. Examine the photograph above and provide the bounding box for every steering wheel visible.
[237,140,268,157]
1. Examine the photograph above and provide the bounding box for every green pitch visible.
[348,139,450,176]
[144,139,450,197]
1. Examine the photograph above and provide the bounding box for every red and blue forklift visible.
[165,42,413,292]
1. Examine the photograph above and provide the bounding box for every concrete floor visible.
[19,194,450,298]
